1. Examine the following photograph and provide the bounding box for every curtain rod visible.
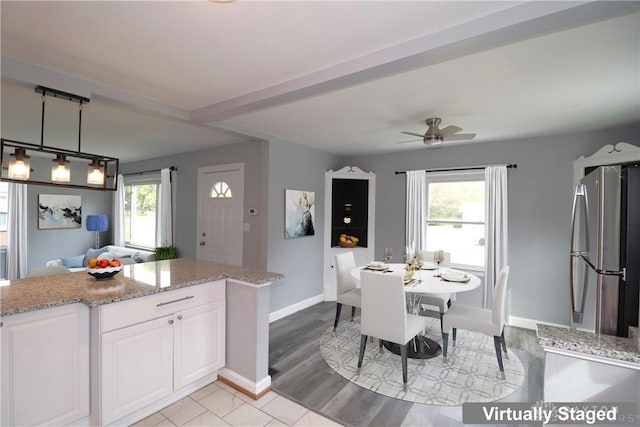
[123,165,177,176]
[395,163,517,175]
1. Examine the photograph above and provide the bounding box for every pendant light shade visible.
[8,148,31,180]
[87,159,105,185]
[51,154,71,182]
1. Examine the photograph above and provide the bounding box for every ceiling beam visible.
[191,0,639,123]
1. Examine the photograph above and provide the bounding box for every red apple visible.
[98,259,111,268]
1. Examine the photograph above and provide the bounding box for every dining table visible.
[351,262,481,359]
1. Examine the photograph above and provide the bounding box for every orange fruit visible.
[87,258,99,268]
[110,259,121,267]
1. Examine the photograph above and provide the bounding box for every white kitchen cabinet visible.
[1,304,90,427]
[174,300,225,389]
[93,280,226,426]
[324,166,376,300]
[101,314,174,423]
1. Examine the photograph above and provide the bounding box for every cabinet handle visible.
[177,315,183,320]
[168,319,174,325]
[156,295,194,307]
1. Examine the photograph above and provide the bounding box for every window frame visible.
[424,170,485,271]
[123,173,160,250]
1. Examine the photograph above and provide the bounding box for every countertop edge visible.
[536,323,640,366]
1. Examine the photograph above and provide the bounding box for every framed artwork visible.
[285,189,315,239]
[38,194,82,229]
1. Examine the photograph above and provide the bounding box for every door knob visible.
[177,315,183,320]
[168,319,174,325]
[200,241,206,246]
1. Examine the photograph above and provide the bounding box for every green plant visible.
[154,244,178,260]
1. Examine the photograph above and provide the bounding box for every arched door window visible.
[210,181,232,198]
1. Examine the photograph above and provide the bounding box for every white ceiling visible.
[2,1,639,162]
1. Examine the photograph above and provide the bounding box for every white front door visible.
[197,163,244,266]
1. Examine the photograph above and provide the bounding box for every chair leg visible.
[351,306,357,321]
[493,335,505,378]
[379,339,384,352]
[400,343,408,385]
[501,329,509,358]
[452,328,457,345]
[358,335,368,369]
[442,333,449,360]
[439,312,444,334]
[333,303,343,332]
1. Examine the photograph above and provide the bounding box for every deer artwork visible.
[297,191,315,236]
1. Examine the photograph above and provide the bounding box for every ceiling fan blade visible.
[396,138,422,144]
[439,125,463,137]
[445,133,476,141]
[401,131,425,138]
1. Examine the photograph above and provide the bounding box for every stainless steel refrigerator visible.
[570,164,640,337]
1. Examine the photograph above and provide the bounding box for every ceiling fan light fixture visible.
[51,153,71,182]
[8,148,31,180]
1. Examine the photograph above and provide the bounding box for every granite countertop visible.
[0,258,284,317]
[537,323,640,365]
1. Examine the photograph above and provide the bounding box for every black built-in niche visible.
[331,178,368,247]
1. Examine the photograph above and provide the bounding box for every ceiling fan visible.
[398,117,476,146]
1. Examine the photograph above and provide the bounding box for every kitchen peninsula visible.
[1,258,283,427]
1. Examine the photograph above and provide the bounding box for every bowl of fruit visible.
[87,258,123,280]
[338,234,359,248]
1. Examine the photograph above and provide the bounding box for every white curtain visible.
[406,170,427,254]
[113,174,125,247]
[483,165,509,309]
[7,183,28,279]
[156,168,173,246]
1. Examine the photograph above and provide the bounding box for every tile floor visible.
[130,380,343,427]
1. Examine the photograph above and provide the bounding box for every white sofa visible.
[46,245,155,272]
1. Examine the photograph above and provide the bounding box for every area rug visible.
[319,318,525,405]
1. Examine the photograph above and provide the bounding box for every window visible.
[210,181,232,198]
[425,171,485,269]
[124,175,159,249]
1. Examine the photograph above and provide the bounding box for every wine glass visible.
[415,252,424,270]
[382,248,393,263]
[433,250,445,275]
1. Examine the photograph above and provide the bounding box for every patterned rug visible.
[319,318,525,405]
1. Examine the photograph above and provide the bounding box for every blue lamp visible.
[86,215,108,248]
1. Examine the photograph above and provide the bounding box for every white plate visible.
[421,261,436,270]
[366,264,387,271]
[440,271,469,282]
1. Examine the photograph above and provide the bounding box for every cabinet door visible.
[101,315,174,424]
[1,304,89,427]
[174,300,225,389]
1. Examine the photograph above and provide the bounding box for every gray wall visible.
[266,139,340,313]
[345,124,640,326]
[120,140,268,270]
[26,184,112,274]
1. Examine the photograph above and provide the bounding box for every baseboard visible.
[269,293,324,323]
[509,315,569,331]
[218,368,271,399]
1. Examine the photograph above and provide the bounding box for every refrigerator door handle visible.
[570,184,589,323]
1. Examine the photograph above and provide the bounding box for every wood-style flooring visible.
[269,301,545,427]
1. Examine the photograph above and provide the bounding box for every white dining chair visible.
[441,265,510,378]
[357,271,425,386]
[419,250,453,333]
[333,252,361,332]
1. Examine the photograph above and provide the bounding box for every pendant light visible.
[8,147,31,180]
[1,85,119,190]
[87,159,105,185]
[51,153,71,182]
